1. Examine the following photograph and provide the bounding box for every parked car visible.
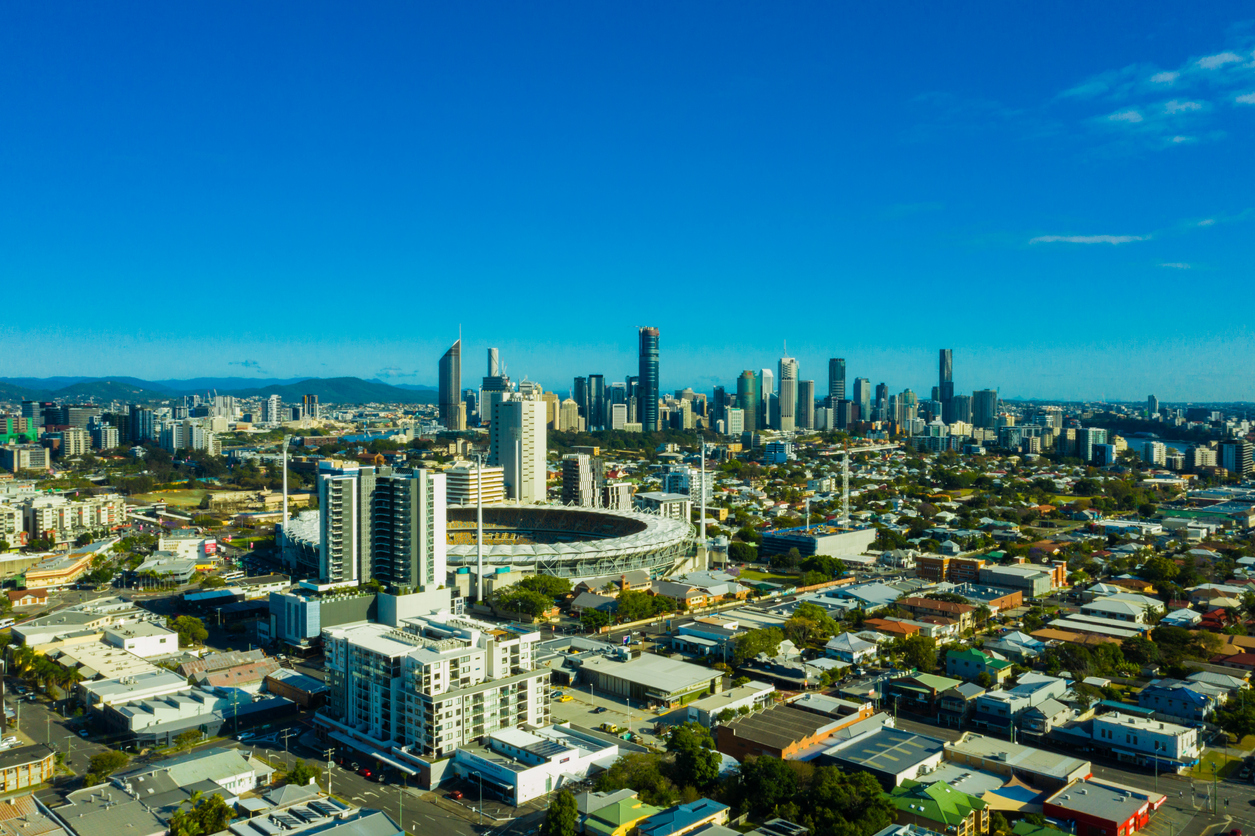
[1,737,17,746]
[237,732,255,741]
[593,706,608,714]
[79,730,89,738]
[448,790,463,800]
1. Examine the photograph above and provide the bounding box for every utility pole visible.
[280,729,295,761]
[399,773,406,835]
[324,747,335,799]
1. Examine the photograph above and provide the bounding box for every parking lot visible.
[547,686,666,750]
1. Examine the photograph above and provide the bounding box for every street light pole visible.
[324,747,335,799]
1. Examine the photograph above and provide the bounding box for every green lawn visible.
[130,489,212,507]
[1189,749,1241,779]
[737,569,798,584]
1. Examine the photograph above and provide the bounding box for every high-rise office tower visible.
[759,368,774,430]
[490,395,547,502]
[480,349,513,432]
[972,389,999,430]
[939,349,954,423]
[736,371,759,435]
[588,374,606,431]
[572,376,589,422]
[711,386,727,424]
[852,378,871,422]
[463,389,479,424]
[609,382,627,418]
[438,339,464,431]
[777,356,798,431]
[952,394,972,424]
[1147,395,1159,416]
[371,469,447,591]
[797,380,815,429]
[874,382,889,421]
[638,327,659,432]
[558,398,580,432]
[1220,441,1253,477]
[318,463,378,585]
[828,358,846,402]
[302,394,320,420]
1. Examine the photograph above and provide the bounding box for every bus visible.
[0,619,15,630]
[221,571,245,581]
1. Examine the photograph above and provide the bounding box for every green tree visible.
[732,627,784,666]
[518,575,573,599]
[666,723,720,789]
[86,750,131,785]
[899,635,938,673]
[1140,556,1179,584]
[737,755,797,814]
[285,760,319,786]
[541,790,578,836]
[728,542,757,562]
[581,608,611,632]
[169,793,234,836]
[174,729,203,749]
[595,753,679,807]
[169,615,209,647]
[492,587,553,619]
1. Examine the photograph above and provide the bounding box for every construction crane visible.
[836,442,901,527]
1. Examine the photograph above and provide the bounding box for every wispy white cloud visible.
[1198,218,1216,226]
[1030,234,1149,245]
[1163,100,1203,115]
[1108,109,1144,123]
[1160,262,1192,269]
[1197,52,1245,70]
[1053,37,1255,153]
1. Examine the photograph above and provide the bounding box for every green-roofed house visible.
[889,779,989,836]
[583,797,663,836]
[1012,822,1072,836]
[885,673,962,715]
[946,648,1013,686]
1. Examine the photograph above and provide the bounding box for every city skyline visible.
[2,4,1254,400]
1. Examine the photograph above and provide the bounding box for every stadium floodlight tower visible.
[475,451,485,603]
[281,435,292,528]
[699,440,707,570]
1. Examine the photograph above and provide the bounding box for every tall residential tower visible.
[638,327,659,432]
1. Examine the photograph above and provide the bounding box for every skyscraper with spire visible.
[939,348,955,423]
[438,338,465,430]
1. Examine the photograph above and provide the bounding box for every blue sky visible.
[2,3,1253,401]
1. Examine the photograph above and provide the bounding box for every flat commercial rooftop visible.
[826,727,945,774]
[947,733,1091,782]
[720,704,838,750]
[580,653,718,694]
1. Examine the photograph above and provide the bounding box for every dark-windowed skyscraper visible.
[736,370,759,434]
[828,358,846,403]
[588,374,606,431]
[638,327,659,432]
[939,349,955,423]
[438,338,464,430]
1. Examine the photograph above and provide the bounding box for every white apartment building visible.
[445,462,505,505]
[0,504,21,545]
[726,407,744,436]
[610,403,628,430]
[23,493,126,541]
[1092,712,1200,769]
[490,396,547,503]
[662,466,713,504]
[318,608,550,772]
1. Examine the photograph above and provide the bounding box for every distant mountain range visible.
[0,376,438,405]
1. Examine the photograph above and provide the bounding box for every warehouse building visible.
[577,652,723,707]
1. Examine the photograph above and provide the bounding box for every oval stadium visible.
[445,504,694,578]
